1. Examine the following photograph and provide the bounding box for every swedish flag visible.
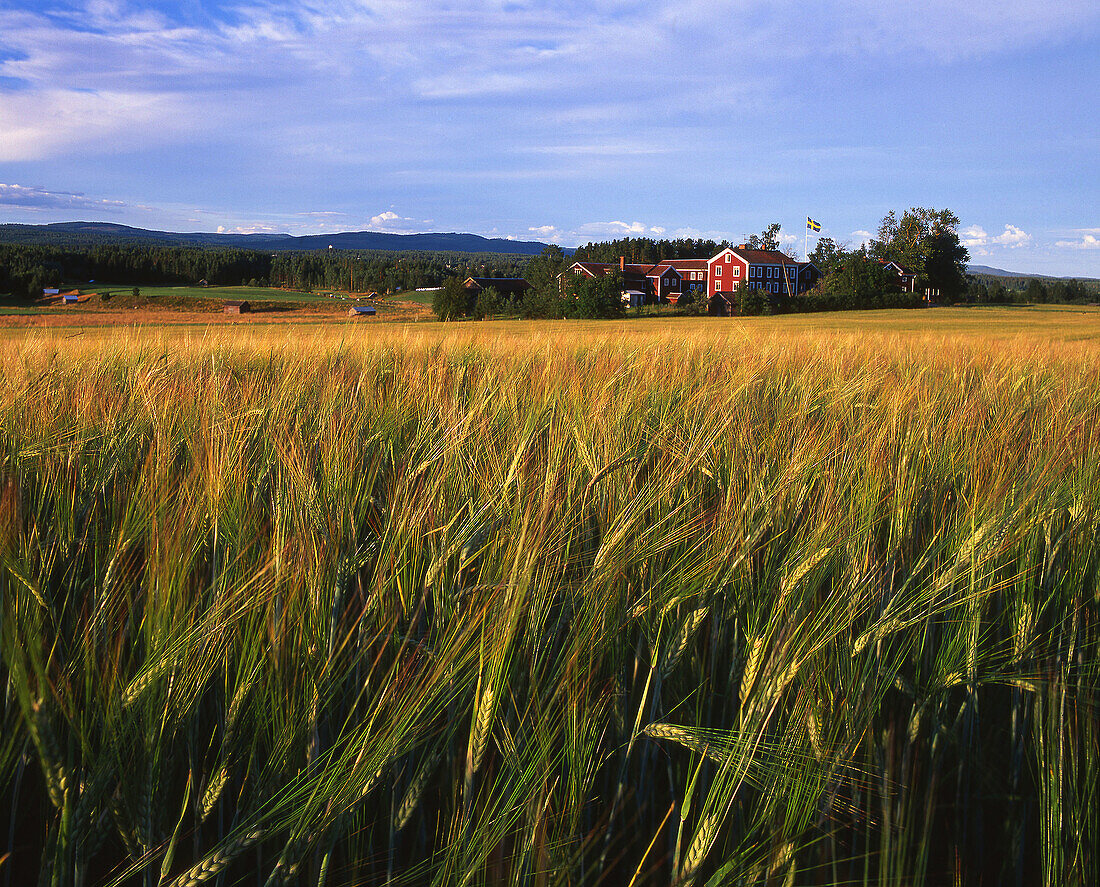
[807,217,821,232]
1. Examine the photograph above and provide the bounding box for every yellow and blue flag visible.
[807,217,821,232]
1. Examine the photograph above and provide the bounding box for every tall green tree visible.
[523,245,567,292]
[432,277,472,321]
[820,248,902,309]
[746,223,782,251]
[808,237,846,276]
[565,270,625,319]
[870,207,970,299]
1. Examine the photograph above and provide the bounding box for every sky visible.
[0,0,1098,276]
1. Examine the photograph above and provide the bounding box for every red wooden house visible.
[707,247,815,298]
[645,263,683,304]
[663,259,709,302]
[878,261,917,292]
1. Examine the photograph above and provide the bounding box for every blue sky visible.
[0,0,1097,275]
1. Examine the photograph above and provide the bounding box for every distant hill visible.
[968,264,1098,283]
[0,222,558,255]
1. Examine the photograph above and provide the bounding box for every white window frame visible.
[715,265,722,277]
[733,267,740,278]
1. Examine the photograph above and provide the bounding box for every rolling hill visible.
[0,222,558,255]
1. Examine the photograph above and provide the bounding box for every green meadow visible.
[91,285,332,305]
[0,313,1097,885]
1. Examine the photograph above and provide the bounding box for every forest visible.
[0,244,530,299]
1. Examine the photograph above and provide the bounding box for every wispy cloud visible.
[575,221,667,238]
[4,0,1096,165]
[0,183,128,212]
[216,223,284,234]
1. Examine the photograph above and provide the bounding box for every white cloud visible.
[216,223,285,234]
[0,183,128,211]
[575,221,666,238]
[962,224,1031,253]
[961,225,990,248]
[1056,234,1100,250]
[992,225,1031,247]
[370,211,402,226]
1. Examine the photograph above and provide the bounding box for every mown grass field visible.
[80,285,331,303]
[0,310,1097,886]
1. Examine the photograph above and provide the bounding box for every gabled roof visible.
[878,260,915,275]
[569,262,612,277]
[663,259,709,271]
[727,248,800,265]
[646,262,682,279]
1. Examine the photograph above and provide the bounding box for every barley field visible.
[1,312,1098,886]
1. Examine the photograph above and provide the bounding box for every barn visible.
[224,300,250,314]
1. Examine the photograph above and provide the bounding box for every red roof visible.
[571,262,612,277]
[727,248,800,265]
[664,258,709,271]
[645,262,681,278]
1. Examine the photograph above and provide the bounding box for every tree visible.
[869,207,969,300]
[809,238,846,277]
[820,248,902,309]
[967,280,989,304]
[432,277,471,321]
[736,281,767,316]
[520,285,568,319]
[1025,279,1048,304]
[746,223,782,251]
[472,286,501,320]
[566,270,625,319]
[523,245,567,292]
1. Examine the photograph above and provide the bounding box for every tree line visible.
[0,244,531,299]
[432,253,626,321]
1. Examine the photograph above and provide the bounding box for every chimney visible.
[620,256,625,271]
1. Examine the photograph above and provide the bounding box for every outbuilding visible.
[348,306,377,317]
[224,300,250,314]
